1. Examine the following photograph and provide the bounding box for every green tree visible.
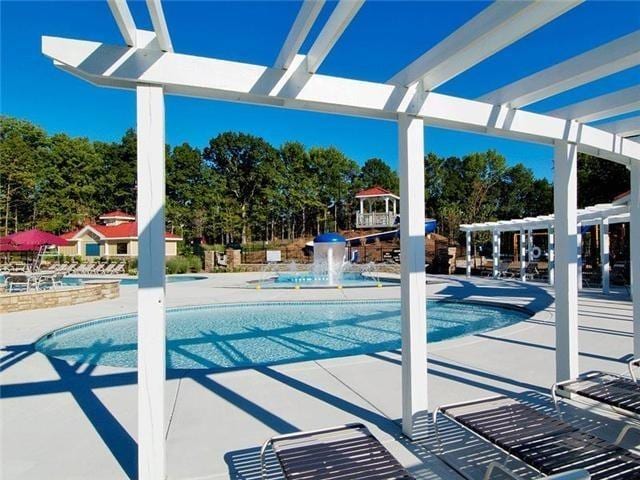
[359,158,399,193]
[203,132,279,243]
[577,153,629,207]
[0,116,47,234]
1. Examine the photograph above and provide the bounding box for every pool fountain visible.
[310,232,347,286]
[247,233,397,288]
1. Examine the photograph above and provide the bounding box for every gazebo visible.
[355,186,399,228]
[41,1,640,478]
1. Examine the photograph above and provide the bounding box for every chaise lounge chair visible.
[552,358,640,421]
[260,423,415,480]
[434,395,640,479]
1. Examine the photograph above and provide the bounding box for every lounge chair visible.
[36,272,64,290]
[611,262,629,286]
[260,423,415,480]
[111,262,125,275]
[552,359,640,421]
[5,274,34,292]
[434,395,640,479]
[524,261,541,281]
[102,263,116,275]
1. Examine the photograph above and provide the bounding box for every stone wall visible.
[0,281,120,314]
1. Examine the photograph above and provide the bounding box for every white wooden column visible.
[492,230,499,278]
[600,218,610,295]
[465,230,472,278]
[520,229,526,281]
[630,161,640,356]
[398,114,428,439]
[577,231,583,291]
[548,227,555,286]
[554,141,579,382]
[136,84,166,480]
[527,229,534,262]
[359,198,364,215]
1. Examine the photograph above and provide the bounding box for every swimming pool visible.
[36,300,530,371]
[252,272,398,288]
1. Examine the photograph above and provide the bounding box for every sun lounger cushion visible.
[270,424,414,480]
[442,397,640,479]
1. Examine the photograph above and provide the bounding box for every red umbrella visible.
[0,229,69,252]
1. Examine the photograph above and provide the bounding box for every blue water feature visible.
[36,300,530,371]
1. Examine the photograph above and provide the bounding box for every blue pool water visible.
[36,300,530,370]
[258,272,398,288]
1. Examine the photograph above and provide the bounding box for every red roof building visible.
[60,211,182,258]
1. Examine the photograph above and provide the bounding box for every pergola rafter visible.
[304,0,363,73]
[40,2,640,479]
[388,0,581,89]
[145,0,173,52]
[275,0,325,69]
[479,30,640,108]
[106,0,137,47]
[548,85,640,123]
[597,115,640,138]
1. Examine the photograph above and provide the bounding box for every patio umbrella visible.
[0,229,69,252]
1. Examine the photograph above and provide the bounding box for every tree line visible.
[0,115,629,247]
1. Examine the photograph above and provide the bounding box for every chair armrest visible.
[546,469,590,480]
[628,358,640,382]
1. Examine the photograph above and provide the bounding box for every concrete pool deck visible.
[0,273,634,479]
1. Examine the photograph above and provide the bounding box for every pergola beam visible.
[275,0,325,69]
[597,115,640,138]
[145,0,173,52]
[548,86,640,123]
[388,0,580,89]
[107,0,137,47]
[480,30,640,108]
[41,36,640,165]
[305,0,364,73]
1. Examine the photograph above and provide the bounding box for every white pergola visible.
[460,197,631,293]
[41,1,640,478]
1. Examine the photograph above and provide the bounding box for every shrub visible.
[166,256,189,274]
[188,255,202,272]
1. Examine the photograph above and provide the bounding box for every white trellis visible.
[41,1,640,478]
[460,199,631,294]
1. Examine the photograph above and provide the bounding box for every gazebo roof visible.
[355,186,399,199]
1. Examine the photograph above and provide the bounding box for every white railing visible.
[356,212,396,228]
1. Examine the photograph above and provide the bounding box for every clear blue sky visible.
[1,1,638,180]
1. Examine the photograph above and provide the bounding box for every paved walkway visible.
[0,273,633,479]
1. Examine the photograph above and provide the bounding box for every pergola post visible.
[398,113,428,439]
[465,230,472,278]
[600,218,610,295]
[631,161,640,356]
[554,141,579,382]
[527,228,534,262]
[492,230,500,278]
[548,227,555,286]
[520,229,526,281]
[577,231,583,291]
[136,84,167,480]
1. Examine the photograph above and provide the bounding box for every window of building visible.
[116,243,128,255]
[85,243,100,257]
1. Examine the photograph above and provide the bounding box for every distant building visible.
[355,186,399,228]
[59,210,182,258]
